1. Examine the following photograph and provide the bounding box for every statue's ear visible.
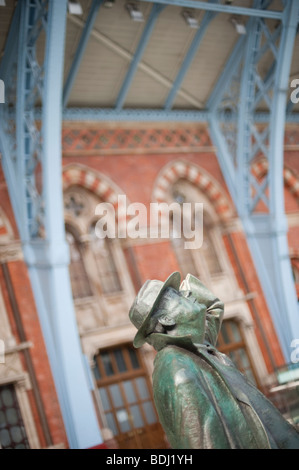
[158,315,176,327]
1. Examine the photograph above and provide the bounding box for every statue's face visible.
[155,287,205,333]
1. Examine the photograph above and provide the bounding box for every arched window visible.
[170,182,222,280]
[89,222,122,295]
[66,226,93,299]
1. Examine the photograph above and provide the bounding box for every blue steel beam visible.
[59,107,299,122]
[164,6,216,110]
[115,3,164,110]
[63,0,104,108]
[138,0,283,19]
[206,35,246,111]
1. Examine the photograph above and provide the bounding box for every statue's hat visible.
[129,272,181,348]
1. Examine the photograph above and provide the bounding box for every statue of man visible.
[129,271,299,449]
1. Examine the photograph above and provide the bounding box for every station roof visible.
[0,0,298,117]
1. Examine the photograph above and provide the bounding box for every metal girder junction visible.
[208,0,299,362]
[0,0,102,449]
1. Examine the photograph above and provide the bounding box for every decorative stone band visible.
[62,126,213,154]
[152,160,234,221]
[61,126,299,154]
[62,164,123,219]
[0,242,23,264]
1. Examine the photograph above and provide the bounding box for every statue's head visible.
[129,272,206,348]
[129,272,181,348]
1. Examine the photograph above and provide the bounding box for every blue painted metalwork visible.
[208,0,299,362]
[115,3,164,110]
[63,0,104,108]
[60,107,299,122]
[138,0,283,19]
[0,2,21,230]
[164,6,216,110]
[0,0,102,449]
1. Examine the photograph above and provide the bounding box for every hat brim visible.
[133,271,181,348]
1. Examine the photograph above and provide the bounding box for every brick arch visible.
[62,164,128,220]
[252,159,299,201]
[152,160,233,220]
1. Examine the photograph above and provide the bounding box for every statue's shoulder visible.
[153,346,199,392]
[154,345,196,372]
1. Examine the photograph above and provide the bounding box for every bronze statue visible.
[129,272,299,449]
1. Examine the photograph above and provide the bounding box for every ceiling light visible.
[103,0,115,7]
[126,3,144,22]
[182,10,199,29]
[68,0,83,15]
[230,17,246,35]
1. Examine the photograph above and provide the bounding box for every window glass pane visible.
[221,323,230,344]
[229,321,242,342]
[116,409,131,433]
[6,408,18,426]
[106,412,118,436]
[101,352,114,376]
[1,389,13,407]
[98,388,110,412]
[89,224,122,294]
[135,377,149,400]
[109,384,124,408]
[114,349,127,373]
[123,381,137,404]
[11,426,23,444]
[93,360,101,380]
[129,348,140,369]
[130,405,144,428]
[142,401,157,425]
[238,348,250,368]
[66,229,92,299]
[202,231,222,275]
[0,429,11,447]
[0,410,5,428]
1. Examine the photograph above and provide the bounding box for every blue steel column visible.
[208,0,299,362]
[0,0,102,449]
